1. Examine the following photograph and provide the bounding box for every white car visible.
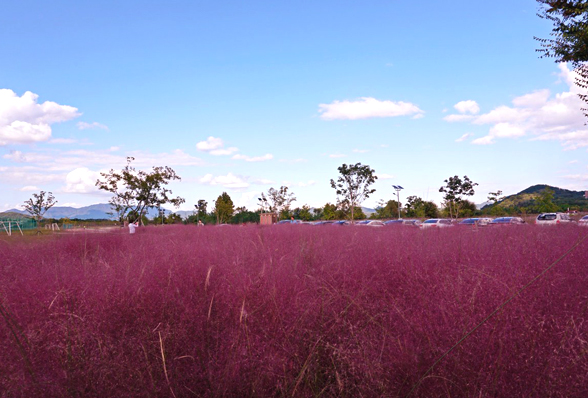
[357,220,384,227]
[420,219,453,229]
[578,215,588,227]
[535,213,572,225]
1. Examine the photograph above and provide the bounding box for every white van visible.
[535,213,572,225]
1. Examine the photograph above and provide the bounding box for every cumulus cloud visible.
[318,97,424,120]
[445,64,587,148]
[63,167,101,193]
[77,121,109,130]
[454,100,480,114]
[455,133,473,142]
[0,89,80,145]
[232,153,273,162]
[200,173,250,189]
[196,136,238,156]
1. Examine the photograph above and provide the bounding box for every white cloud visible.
[196,136,239,156]
[454,100,480,115]
[63,167,101,193]
[446,64,587,148]
[297,180,316,187]
[234,191,261,209]
[353,149,369,153]
[511,90,551,108]
[199,173,250,189]
[471,135,495,145]
[318,97,424,120]
[329,153,346,158]
[533,130,588,150]
[232,153,273,162]
[0,166,65,185]
[19,185,39,192]
[471,123,525,145]
[455,133,473,142]
[0,89,80,145]
[77,121,109,130]
[196,136,223,151]
[49,138,77,144]
[569,160,579,164]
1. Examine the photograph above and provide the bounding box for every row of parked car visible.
[278,213,588,227]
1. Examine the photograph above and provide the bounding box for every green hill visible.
[483,184,588,212]
[0,211,33,220]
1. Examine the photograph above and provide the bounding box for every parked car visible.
[458,218,493,227]
[579,215,588,227]
[312,220,334,225]
[358,220,384,227]
[489,217,525,225]
[331,220,348,226]
[535,213,572,225]
[420,219,453,229]
[384,219,422,227]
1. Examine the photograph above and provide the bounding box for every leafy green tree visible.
[196,199,207,222]
[330,163,377,222]
[536,187,559,212]
[439,175,478,219]
[404,195,425,218]
[312,207,324,220]
[373,199,399,219]
[459,199,478,217]
[230,208,260,224]
[422,201,439,218]
[259,186,297,220]
[351,206,366,220]
[294,205,314,221]
[214,192,234,224]
[96,157,185,224]
[23,191,57,233]
[487,190,505,216]
[166,213,183,224]
[322,203,338,220]
[536,1,588,117]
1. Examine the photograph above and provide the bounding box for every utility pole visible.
[392,185,404,219]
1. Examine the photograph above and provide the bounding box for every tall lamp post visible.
[392,185,404,219]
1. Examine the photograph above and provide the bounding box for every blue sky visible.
[1,0,587,212]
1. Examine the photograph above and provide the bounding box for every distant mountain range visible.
[1,204,376,221]
[1,204,172,220]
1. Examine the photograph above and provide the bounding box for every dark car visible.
[489,217,525,225]
[385,219,421,227]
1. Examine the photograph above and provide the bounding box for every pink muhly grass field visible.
[1,224,587,397]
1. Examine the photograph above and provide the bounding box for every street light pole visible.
[392,185,404,220]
